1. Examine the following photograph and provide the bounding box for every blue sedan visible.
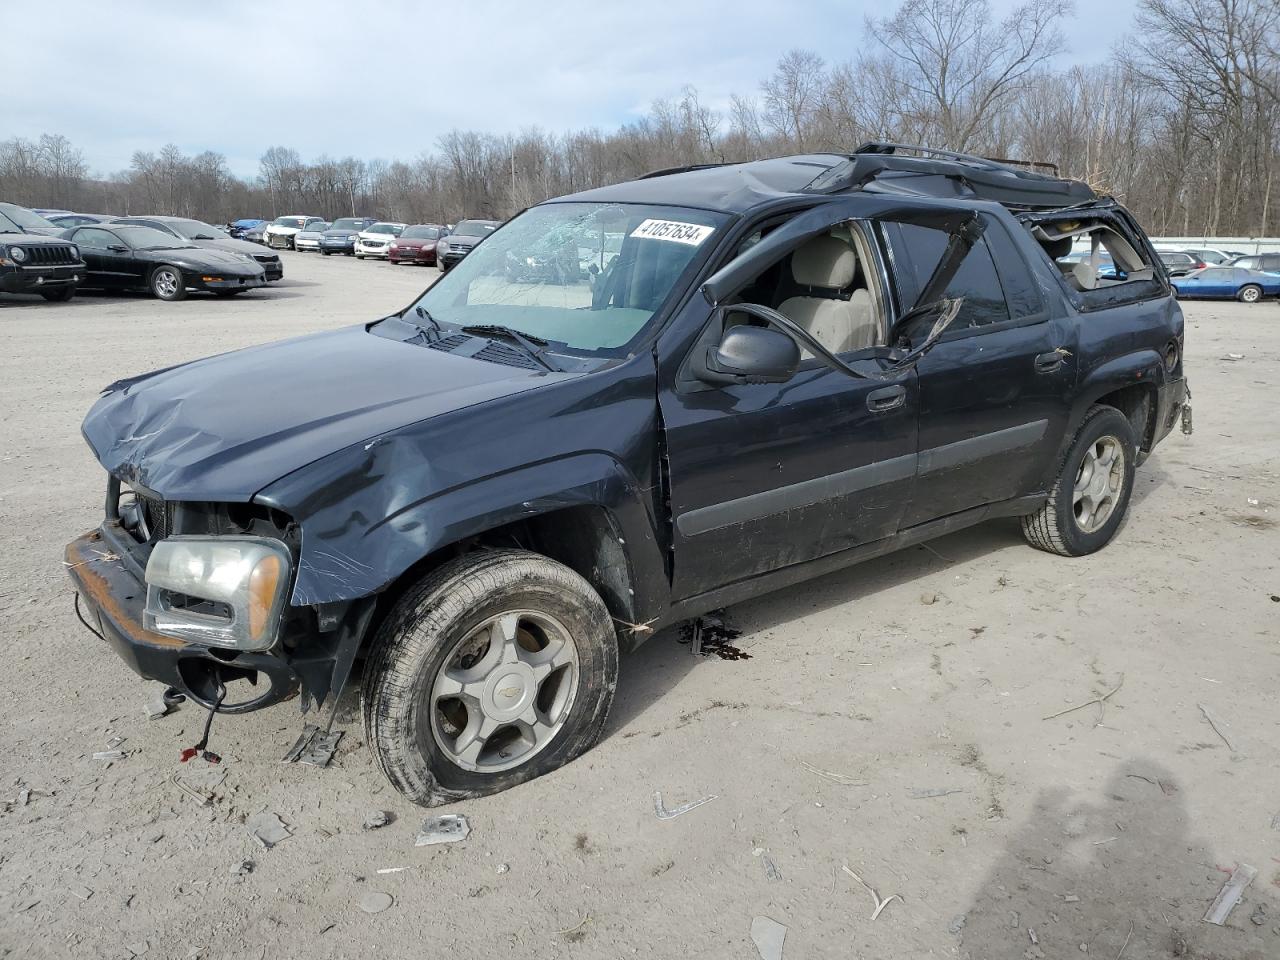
[1170,267,1280,303]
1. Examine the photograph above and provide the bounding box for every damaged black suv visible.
[66,144,1190,806]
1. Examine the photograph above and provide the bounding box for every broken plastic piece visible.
[653,791,717,820]
[414,814,471,846]
[92,750,126,761]
[1203,863,1256,925]
[750,916,787,960]
[282,724,344,767]
[246,811,292,849]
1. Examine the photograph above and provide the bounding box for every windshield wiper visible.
[460,324,562,372]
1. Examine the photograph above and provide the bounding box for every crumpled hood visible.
[82,324,561,502]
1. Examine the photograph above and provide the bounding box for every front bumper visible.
[295,238,321,250]
[355,242,390,257]
[258,261,284,281]
[439,249,471,267]
[0,262,84,293]
[265,233,296,249]
[320,239,356,253]
[195,274,266,293]
[389,246,435,264]
[66,527,300,712]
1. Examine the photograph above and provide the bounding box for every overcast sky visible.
[5,0,1132,178]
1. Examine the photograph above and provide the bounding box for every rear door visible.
[882,213,1078,527]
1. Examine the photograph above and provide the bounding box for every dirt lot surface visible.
[1,252,1277,960]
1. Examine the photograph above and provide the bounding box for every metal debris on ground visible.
[910,787,963,799]
[69,884,93,901]
[653,790,717,821]
[1222,353,1245,361]
[359,891,393,914]
[1197,703,1237,752]
[376,867,408,875]
[171,773,212,807]
[106,736,126,749]
[92,750,126,761]
[246,811,292,849]
[750,916,787,960]
[145,692,174,720]
[414,813,471,846]
[1203,863,1257,925]
[230,860,254,877]
[17,787,30,806]
[362,810,390,831]
[751,848,782,881]
[282,724,344,767]
[797,759,866,786]
[842,864,903,920]
[679,611,751,660]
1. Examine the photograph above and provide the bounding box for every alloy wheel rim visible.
[1242,286,1260,302]
[1073,435,1124,533]
[429,610,579,773]
[155,270,178,297]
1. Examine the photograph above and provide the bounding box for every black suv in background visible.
[320,217,379,255]
[66,145,1189,807]
[1,203,86,301]
[436,218,500,270]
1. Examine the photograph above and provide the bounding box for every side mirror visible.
[695,323,800,385]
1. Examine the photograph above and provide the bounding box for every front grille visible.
[253,254,278,264]
[140,495,172,541]
[20,244,78,265]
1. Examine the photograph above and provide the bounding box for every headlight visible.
[439,242,450,252]
[10,246,27,263]
[144,537,291,651]
[389,243,398,250]
[69,245,79,259]
[348,234,358,241]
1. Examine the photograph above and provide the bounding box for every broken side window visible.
[878,215,1017,332]
[1023,211,1163,309]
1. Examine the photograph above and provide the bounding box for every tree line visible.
[2,0,1277,237]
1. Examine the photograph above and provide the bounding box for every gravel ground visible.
[1,251,1277,960]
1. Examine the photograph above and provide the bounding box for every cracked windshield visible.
[412,202,727,354]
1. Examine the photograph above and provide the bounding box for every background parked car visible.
[0,202,63,237]
[1158,251,1206,277]
[46,213,115,228]
[227,218,267,240]
[436,218,500,271]
[1157,245,1235,265]
[354,221,405,259]
[388,223,448,265]
[265,215,326,250]
[0,229,85,302]
[1226,252,1280,274]
[319,217,379,256]
[62,223,266,300]
[243,222,270,244]
[110,215,284,281]
[1171,266,1280,302]
[294,221,331,252]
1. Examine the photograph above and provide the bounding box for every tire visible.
[149,265,187,301]
[362,549,619,807]
[40,286,75,302]
[1021,405,1137,556]
[1238,284,1262,303]
[321,250,331,256]
[356,253,365,260]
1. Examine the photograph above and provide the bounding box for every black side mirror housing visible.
[695,323,801,385]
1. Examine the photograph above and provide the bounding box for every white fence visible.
[1150,237,1280,254]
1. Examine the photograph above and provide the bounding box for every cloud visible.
[5,0,1128,178]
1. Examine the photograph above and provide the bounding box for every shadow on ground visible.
[956,761,1278,959]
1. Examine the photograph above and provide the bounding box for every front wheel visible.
[1022,405,1137,556]
[150,266,186,301]
[1238,284,1262,303]
[321,250,331,256]
[362,549,619,807]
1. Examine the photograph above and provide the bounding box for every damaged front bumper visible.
[66,525,303,714]
[1155,375,1190,445]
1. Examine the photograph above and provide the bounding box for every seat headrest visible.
[1072,259,1097,290]
[791,235,857,288]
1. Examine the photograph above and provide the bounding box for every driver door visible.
[657,207,911,600]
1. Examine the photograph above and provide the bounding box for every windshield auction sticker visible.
[630,219,715,246]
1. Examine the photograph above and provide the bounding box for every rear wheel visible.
[362,549,618,807]
[1022,405,1136,556]
[150,266,186,301]
[40,286,75,302]
[1238,284,1262,303]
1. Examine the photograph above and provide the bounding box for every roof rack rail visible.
[639,162,733,180]
[854,142,1059,176]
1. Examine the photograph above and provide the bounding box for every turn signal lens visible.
[248,553,283,642]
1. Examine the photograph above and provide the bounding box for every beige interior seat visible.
[779,235,877,355]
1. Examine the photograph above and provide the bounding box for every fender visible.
[1071,349,1167,431]
[258,447,669,618]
